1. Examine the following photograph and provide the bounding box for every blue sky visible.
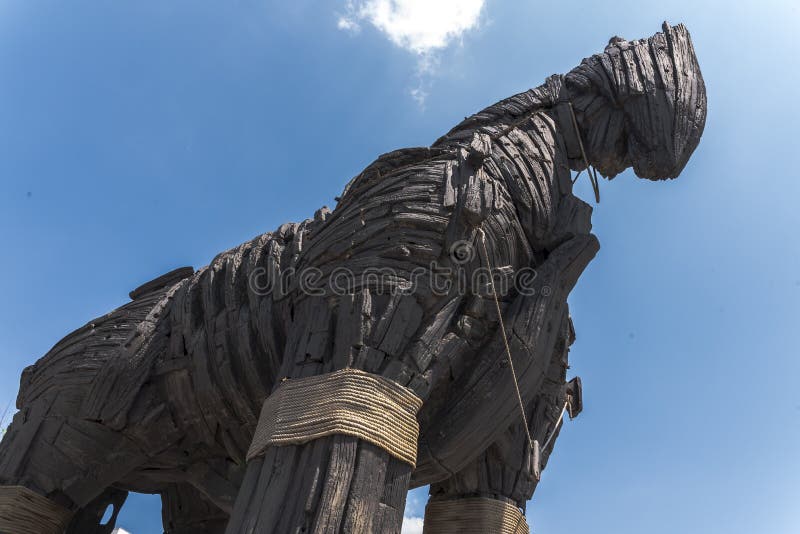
[1,1,798,533]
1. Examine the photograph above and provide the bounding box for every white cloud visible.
[111,529,131,534]
[337,0,486,107]
[401,515,424,534]
[339,0,485,54]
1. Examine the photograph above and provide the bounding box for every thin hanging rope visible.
[0,401,10,432]
[541,400,570,452]
[476,228,536,454]
[567,102,601,203]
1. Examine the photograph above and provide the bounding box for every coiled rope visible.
[0,485,72,534]
[423,497,529,534]
[247,368,423,467]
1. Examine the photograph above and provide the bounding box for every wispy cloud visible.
[337,0,486,106]
[336,16,361,32]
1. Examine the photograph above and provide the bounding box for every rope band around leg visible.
[246,368,423,466]
[0,485,72,534]
[423,497,529,534]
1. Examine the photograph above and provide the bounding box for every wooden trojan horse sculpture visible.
[0,22,705,534]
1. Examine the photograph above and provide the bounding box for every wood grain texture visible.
[0,22,706,533]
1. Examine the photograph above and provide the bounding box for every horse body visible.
[0,23,706,534]
[1,96,584,533]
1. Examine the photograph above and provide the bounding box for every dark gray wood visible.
[161,483,228,534]
[65,487,128,534]
[0,22,705,533]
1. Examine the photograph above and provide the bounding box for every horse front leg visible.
[226,290,435,534]
[227,437,411,533]
[423,316,581,534]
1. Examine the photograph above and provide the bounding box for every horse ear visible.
[606,35,627,48]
